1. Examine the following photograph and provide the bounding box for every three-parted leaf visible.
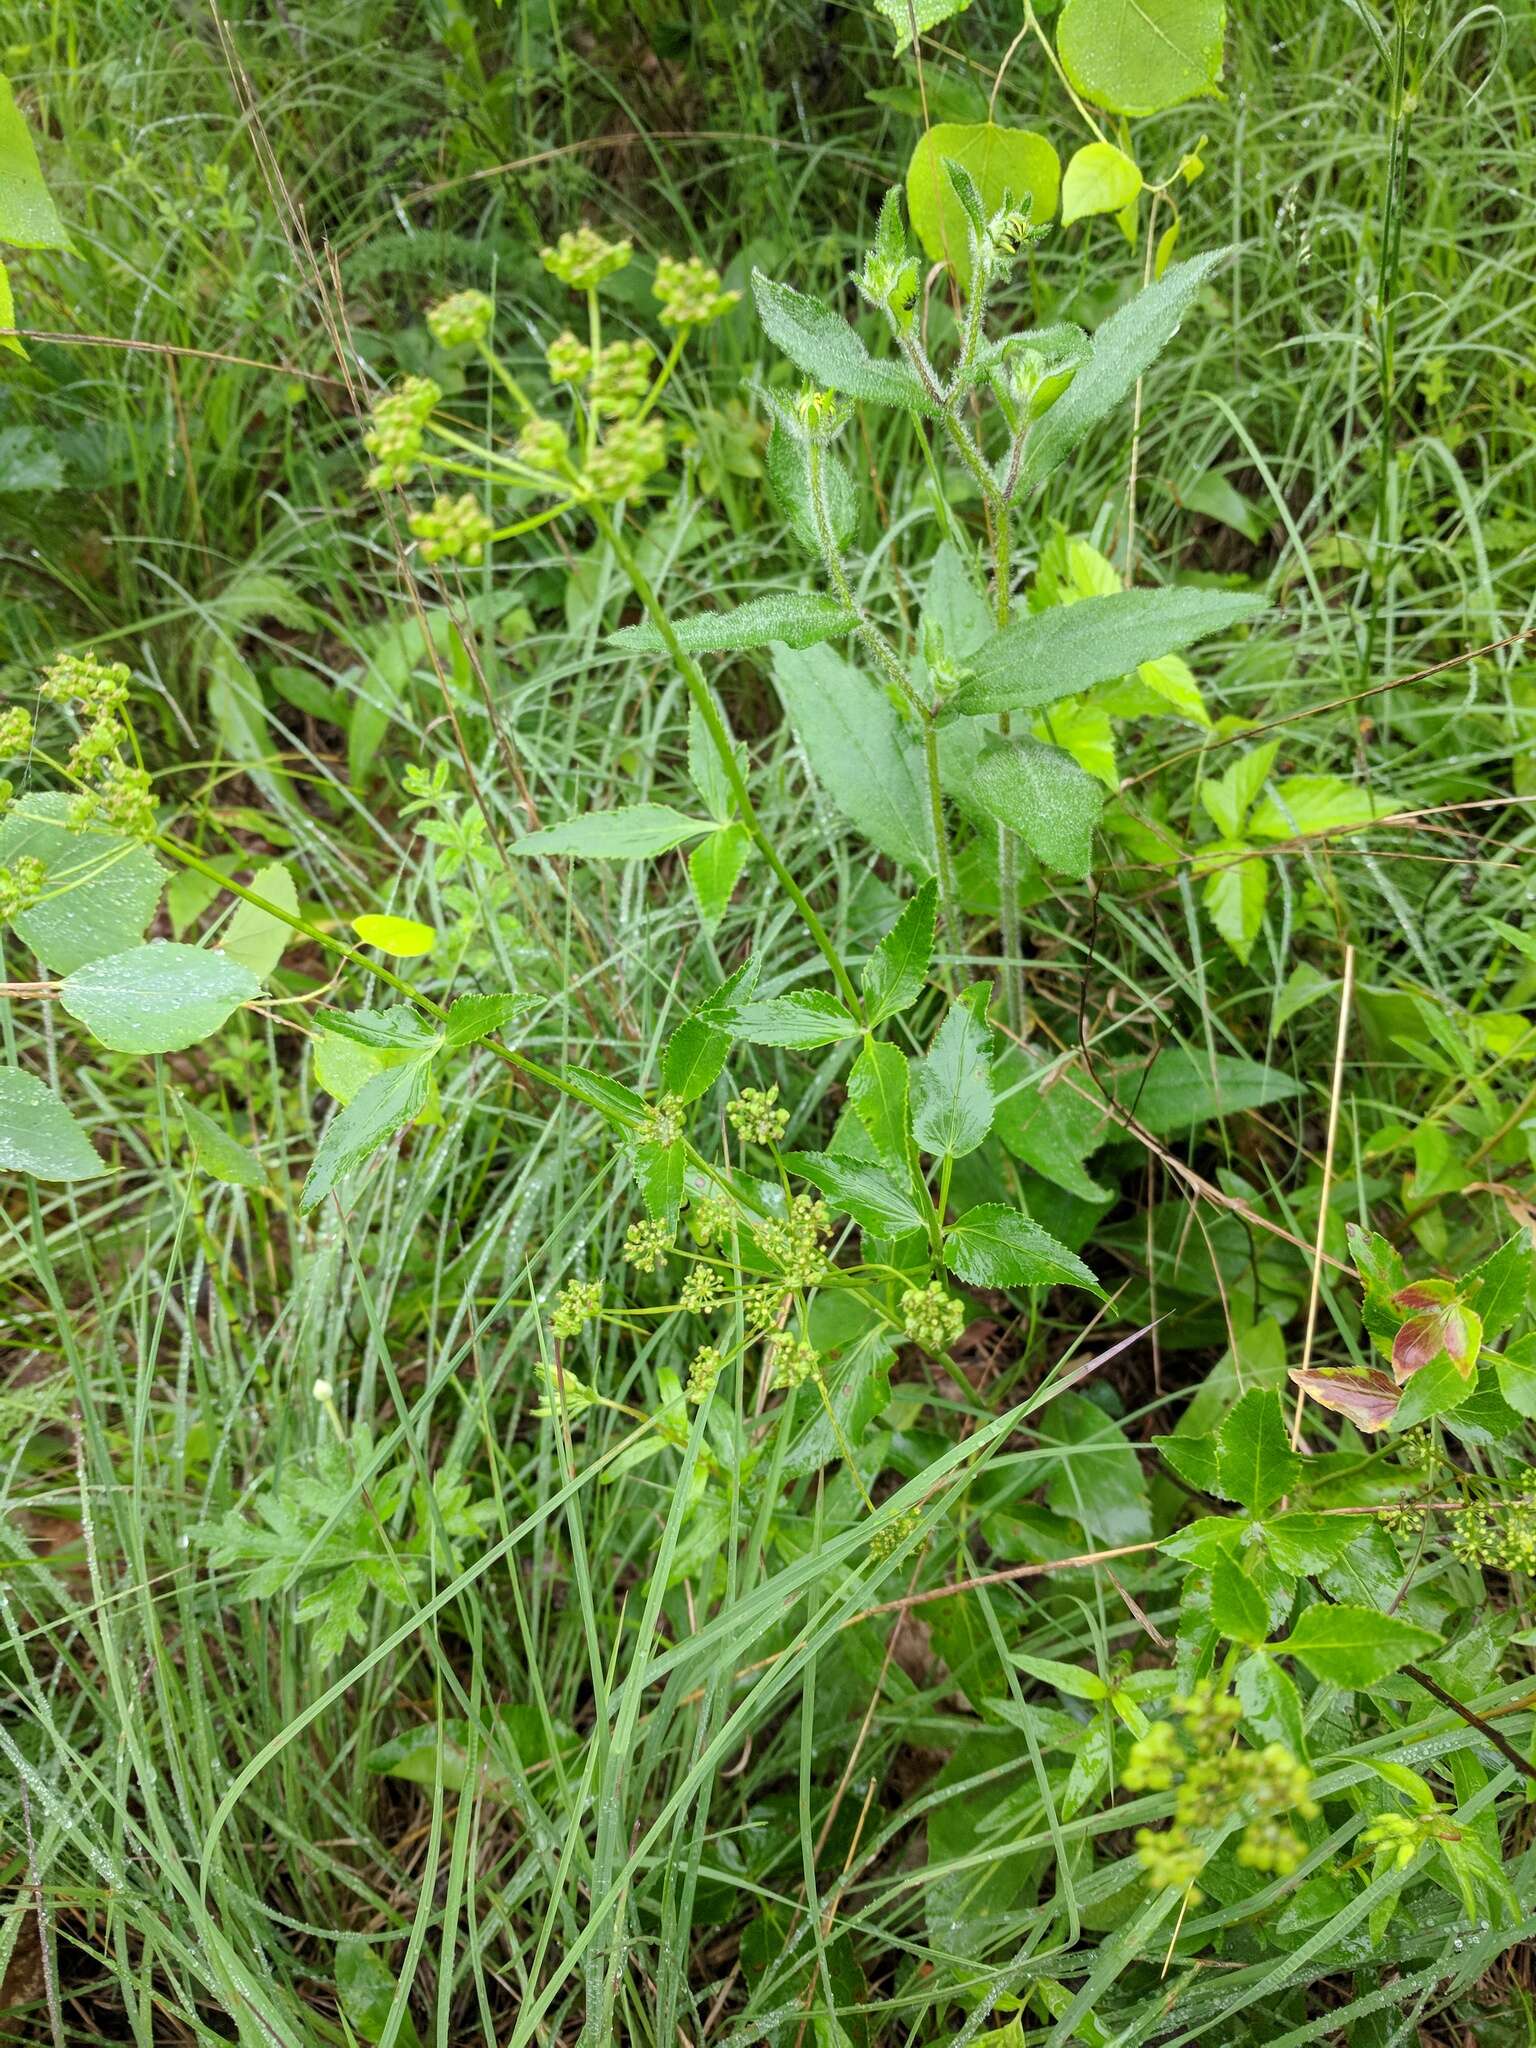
[609,592,857,654]
[951,586,1266,717]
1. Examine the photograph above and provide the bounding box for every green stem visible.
[993,501,1023,1032]
[587,502,863,1020]
[635,332,687,425]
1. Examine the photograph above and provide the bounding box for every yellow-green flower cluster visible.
[540,226,632,291]
[869,1506,923,1562]
[0,705,34,756]
[78,756,155,838]
[771,1332,821,1388]
[678,1266,721,1315]
[0,854,45,919]
[426,289,494,348]
[1125,1682,1318,1898]
[727,1084,788,1146]
[551,1278,602,1340]
[588,339,655,417]
[364,375,441,487]
[546,331,593,384]
[516,416,569,474]
[900,1282,966,1354]
[653,254,740,329]
[689,1197,737,1247]
[623,1217,673,1272]
[1452,1500,1536,1573]
[586,417,665,500]
[42,651,130,718]
[408,492,494,566]
[1360,1808,1444,1870]
[687,1344,725,1403]
[640,1092,686,1148]
[533,1360,598,1418]
[751,1194,831,1290]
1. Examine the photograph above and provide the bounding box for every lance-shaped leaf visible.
[950,585,1266,718]
[861,879,937,1025]
[1017,250,1233,492]
[912,999,994,1159]
[728,991,861,1049]
[1288,1367,1401,1432]
[1276,1603,1441,1690]
[751,271,934,414]
[300,1055,435,1212]
[509,805,714,861]
[1057,0,1226,118]
[608,592,857,655]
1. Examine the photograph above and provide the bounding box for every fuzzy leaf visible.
[765,421,857,554]
[609,592,857,654]
[774,643,934,874]
[912,1000,994,1158]
[0,792,165,974]
[510,805,712,860]
[689,824,751,929]
[729,991,861,1049]
[965,734,1104,878]
[952,585,1264,717]
[751,271,932,413]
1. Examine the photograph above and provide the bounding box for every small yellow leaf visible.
[1060,142,1142,229]
[1155,218,1181,278]
[352,913,437,957]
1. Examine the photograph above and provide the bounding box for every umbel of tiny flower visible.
[0,854,46,920]
[426,288,494,349]
[0,704,34,755]
[640,1092,685,1149]
[653,254,740,329]
[1452,1498,1536,1574]
[900,1281,966,1355]
[770,1332,821,1389]
[364,375,441,487]
[546,331,592,384]
[532,1359,598,1418]
[751,1194,831,1290]
[551,1278,602,1340]
[687,1344,724,1404]
[517,416,569,473]
[727,1084,788,1146]
[585,417,666,499]
[409,493,494,566]
[588,339,655,417]
[689,1196,736,1247]
[42,650,131,717]
[540,225,632,291]
[678,1266,721,1315]
[623,1217,673,1273]
[78,756,155,838]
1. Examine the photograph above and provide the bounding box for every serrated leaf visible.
[1210,1556,1270,1646]
[561,1065,646,1126]
[773,643,934,875]
[442,994,535,1050]
[872,0,973,53]
[689,823,751,929]
[0,1066,101,1180]
[1216,1388,1299,1515]
[300,1056,434,1212]
[1057,0,1226,117]
[180,1099,265,1190]
[751,271,932,413]
[319,1006,439,1053]
[510,805,712,860]
[1061,141,1143,226]
[1495,1335,1536,1419]
[1391,1350,1477,1432]
[0,792,164,973]
[59,941,260,1054]
[661,1016,731,1104]
[862,879,936,1025]
[944,1203,1103,1293]
[609,591,856,654]
[729,990,861,1049]
[0,76,71,251]
[1018,251,1234,492]
[1261,1512,1365,1576]
[952,585,1264,717]
[782,1149,927,1236]
[906,124,1061,282]
[1200,849,1268,964]
[912,1000,994,1158]
[631,1137,685,1224]
[1199,740,1279,839]
[846,1038,912,1170]
[966,733,1104,878]
[1154,1431,1220,1493]
[1465,1230,1532,1341]
[1277,1602,1441,1689]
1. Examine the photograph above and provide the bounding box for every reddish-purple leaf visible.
[1289,1367,1401,1432]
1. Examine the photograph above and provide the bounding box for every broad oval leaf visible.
[1057,0,1227,117]
[609,593,856,654]
[59,941,260,1054]
[966,734,1104,879]
[441,993,536,1050]
[944,1203,1103,1294]
[509,805,712,861]
[180,1099,265,1190]
[952,586,1266,718]
[906,124,1061,279]
[0,76,71,250]
[1061,142,1143,227]
[352,913,436,956]
[1289,1366,1401,1432]
[750,272,932,414]
[0,792,164,974]
[0,1066,101,1180]
[221,861,298,982]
